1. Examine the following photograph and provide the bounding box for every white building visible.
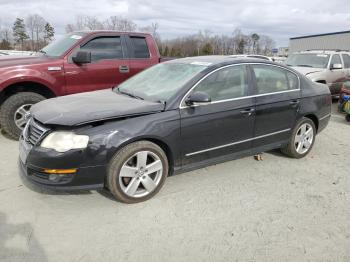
[289,31,350,53]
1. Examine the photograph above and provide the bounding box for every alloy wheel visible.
[294,123,314,154]
[14,104,32,129]
[119,150,163,198]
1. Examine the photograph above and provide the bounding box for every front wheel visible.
[0,92,45,140]
[107,141,169,203]
[281,117,316,158]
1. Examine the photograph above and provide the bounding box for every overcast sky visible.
[0,0,350,46]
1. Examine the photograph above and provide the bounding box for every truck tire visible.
[0,92,45,140]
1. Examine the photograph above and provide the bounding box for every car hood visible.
[0,54,54,68]
[292,66,325,76]
[31,89,165,126]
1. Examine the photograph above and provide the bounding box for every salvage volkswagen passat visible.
[19,56,331,203]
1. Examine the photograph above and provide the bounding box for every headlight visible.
[41,132,89,152]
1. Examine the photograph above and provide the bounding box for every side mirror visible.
[72,51,91,64]
[331,63,342,70]
[185,91,211,106]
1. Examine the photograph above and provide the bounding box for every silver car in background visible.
[285,50,350,97]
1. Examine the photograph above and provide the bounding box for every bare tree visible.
[105,16,137,31]
[26,14,46,51]
[84,16,104,30]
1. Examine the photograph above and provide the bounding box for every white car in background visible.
[229,54,274,61]
[285,50,350,97]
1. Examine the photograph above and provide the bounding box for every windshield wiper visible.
[38,50,46,55]
[117,88,144,100]
[296,64,313,67]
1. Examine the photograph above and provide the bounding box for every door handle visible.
[240,108,255,116]
[289,100,300,107]
[119,65,129,73]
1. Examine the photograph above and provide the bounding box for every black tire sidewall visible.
[107,141,169,203]
[0,92,45,140]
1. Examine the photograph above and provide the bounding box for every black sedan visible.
[19,56,331,203]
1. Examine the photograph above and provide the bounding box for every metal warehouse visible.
[289,30,350,53]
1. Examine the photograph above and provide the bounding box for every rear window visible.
[342,54,350,68]
[130,37,150,59]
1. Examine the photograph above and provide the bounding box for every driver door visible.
[64,35,130,94]
[180,64,255,166]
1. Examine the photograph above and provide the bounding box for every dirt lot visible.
[0,103,349,262]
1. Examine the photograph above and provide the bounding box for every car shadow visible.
[0,212,48,262]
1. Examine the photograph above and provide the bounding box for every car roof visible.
[295,50,350,55]
[72,30,152,37]
[166,55,277,67]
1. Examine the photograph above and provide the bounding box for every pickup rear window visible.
[81,36,123,61]
[130,37,150,59]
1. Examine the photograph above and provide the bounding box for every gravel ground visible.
[0,103,349,262]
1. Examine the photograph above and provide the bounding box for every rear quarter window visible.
[130,37,150,59]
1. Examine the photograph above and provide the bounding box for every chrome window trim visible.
[179,62,301,109]
[185,128,291,157]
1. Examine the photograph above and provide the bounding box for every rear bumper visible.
[19,159,105,191]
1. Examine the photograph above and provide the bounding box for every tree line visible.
[0,14,276,57]
[0,14,54,51]
[65,15,276,57]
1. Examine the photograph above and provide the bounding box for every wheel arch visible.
[107,136,175,176]
[0,81,56,106]
[303,114,319,132]
[315,80,327,84]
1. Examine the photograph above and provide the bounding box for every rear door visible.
[180,64,255,166]
[64,35,130,94]
[125,35,159,76]
[341,53,350,81]
[250,64,300,151]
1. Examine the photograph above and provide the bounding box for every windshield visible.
[285,53,330,68]
[117,63,208,101]
[41,32,86,57]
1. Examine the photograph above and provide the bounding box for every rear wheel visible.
[0,92,45,140]
[281,117,316,158]
[107,141,169,203]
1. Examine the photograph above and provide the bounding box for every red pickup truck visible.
[0,31,161,139]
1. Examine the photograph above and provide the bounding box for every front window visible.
[117,63,207,101]
[285,53,330,68]
[192,65,249,101]
[41,32,86,57]
[80,36,123,61]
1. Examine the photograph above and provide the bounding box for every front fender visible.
[0,67,63,95]
[80,110,182,168]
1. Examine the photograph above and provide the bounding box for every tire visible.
[0,92,45,140]
[281,117,316,159]
[107,141,169,203]
[346,114,350,122]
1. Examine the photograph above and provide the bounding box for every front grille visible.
[24,118,50,145]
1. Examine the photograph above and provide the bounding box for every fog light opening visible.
[48,174,61,182]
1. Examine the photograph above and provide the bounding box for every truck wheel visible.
[107,141,169,203]
[0,92,45,140]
